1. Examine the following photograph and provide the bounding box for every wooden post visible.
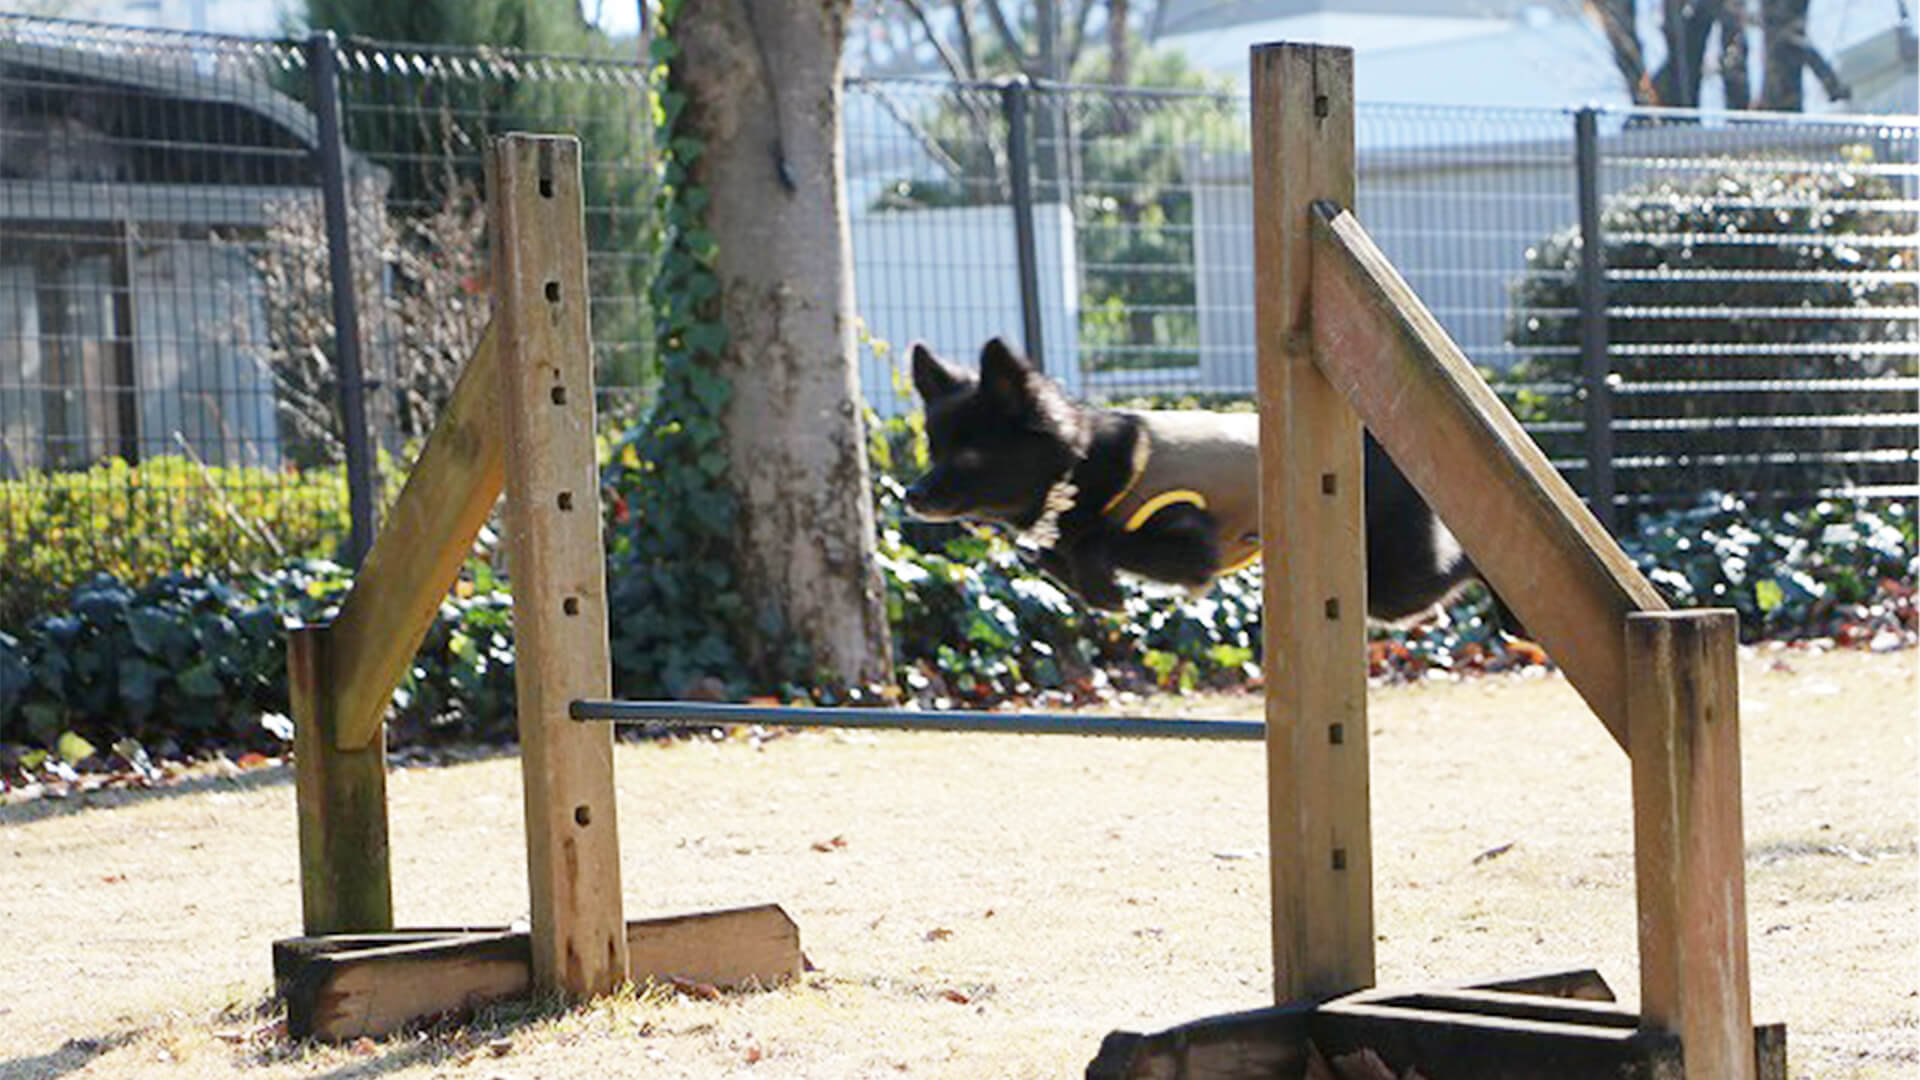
[489,134,629,997]
[1251,42,1373,1003]
[1629,609,1755,1080]
[290,623,393,935]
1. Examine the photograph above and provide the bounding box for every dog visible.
[904,338,1480,619]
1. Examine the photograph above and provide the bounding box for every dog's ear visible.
[978,338,1035,416]
[911,343,970,403]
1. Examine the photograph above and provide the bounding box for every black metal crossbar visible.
[569,699,1265,741]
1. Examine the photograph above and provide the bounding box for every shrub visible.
[0,457,350,630]
[1506,159,1918,508]
[1625,494,1916,642]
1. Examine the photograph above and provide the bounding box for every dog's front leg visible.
[1059,538,1126,611]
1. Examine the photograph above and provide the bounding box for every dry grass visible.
[1,646,1914,1079]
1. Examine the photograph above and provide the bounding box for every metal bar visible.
[570,699,1265,741]
[1002,79,1046,372]
[1574,107,1615,535]
[308,29,377,568]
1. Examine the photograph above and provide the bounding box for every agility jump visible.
[277,43,1773,1079]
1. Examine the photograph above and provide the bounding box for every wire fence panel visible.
[0,15,337,624]
[2,11,1914,627]
[0,15,658,625]
[846,79,1918,518]
[327,37,656,434]
[1589,111,1918,510]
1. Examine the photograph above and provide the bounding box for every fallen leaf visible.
[939,989,970,1005]
[1471,842,1516,865]
[671,976,721,1000]
[924,927,953,942]
[743,1043,763,1064]
[811,835,848,852]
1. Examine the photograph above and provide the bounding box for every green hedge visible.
[0,457,351,630]
[1,492,1912,766]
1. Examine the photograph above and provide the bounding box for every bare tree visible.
[672,0,892,690]
[1581,0,1848,110]
[855,0,1161,84]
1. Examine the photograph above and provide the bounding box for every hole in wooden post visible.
[1324,598,1340,620]
[1314,94,1330,118]
[1328,723,1344,745]
[544,280,561,303]
[550,385,567,406]
[574,805,591,826]
[563,596,580,616]
[1331,848,1347,871]
[557,491,574,511]
[539,177,554,198]
[1321,473,1337,495]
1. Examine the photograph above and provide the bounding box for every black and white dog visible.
[904,338,1479,618]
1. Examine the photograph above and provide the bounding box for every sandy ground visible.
[1,645,1914,1080]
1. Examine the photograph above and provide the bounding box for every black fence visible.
[846,80,1919,527]
[0,15,655,624]
[2,12,1914,626]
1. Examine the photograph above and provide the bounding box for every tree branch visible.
[1720,0,1751,109]
[1585,0,1656,104]
[898,0,973,82]
[1063,0,1098,74]
[980,0,1032,73]
[951,0,980,78]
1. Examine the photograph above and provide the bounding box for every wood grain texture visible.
[1309,204,1666,751]
[627,903,803,989]
[1629,609,1755,1080]
[275,906,803,1042]
[1251,41,1373,1005]
[290,624,392,935]
[329,321,504,751]
[490,134,627,997]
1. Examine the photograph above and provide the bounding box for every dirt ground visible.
[2,645,1914,1080]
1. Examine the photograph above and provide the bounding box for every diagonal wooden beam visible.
[1308,202,1666,751]
[327,319,505,751]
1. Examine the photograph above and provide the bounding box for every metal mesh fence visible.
[846,80,1918,520]
[2,11,1915,625]
[0,15,657,625]
[1585,110,1919,510]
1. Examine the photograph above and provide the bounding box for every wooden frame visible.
[283,92,1768,1071]
[279,135,802,1042]
[1089,41,1765,1079]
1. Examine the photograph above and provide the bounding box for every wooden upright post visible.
[1629,609,1756,1080]
[1251,42,1373,1003]
[490,134,629,997]
[290,623,393,935]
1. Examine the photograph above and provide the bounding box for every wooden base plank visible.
[1086,975,1784,1080]
[277,904,802,1041]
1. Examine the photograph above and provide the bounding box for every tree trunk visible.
[672,0,892,690]
[1719,0,1751,109]
[1759,0,1812,110]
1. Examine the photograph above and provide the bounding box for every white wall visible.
[851,201,1080,416]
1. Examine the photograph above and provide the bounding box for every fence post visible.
[306,30,378,567]
[1574,106,1617,533]
[1001,79,1047,374]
